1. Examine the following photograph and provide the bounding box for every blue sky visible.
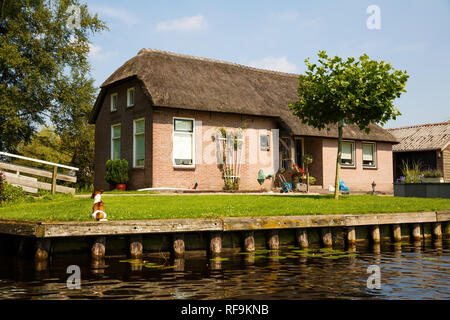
[85,0,450,128]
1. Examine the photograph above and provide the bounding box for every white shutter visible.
[173,133,192,160]
[363,144,373,161]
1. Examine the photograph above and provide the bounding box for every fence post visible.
[51,166,57,195]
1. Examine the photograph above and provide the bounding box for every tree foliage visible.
[289,51,409,198]
[0,0,106,152]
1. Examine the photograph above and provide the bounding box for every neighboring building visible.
[89,49,398,192]
[387,121,450,182]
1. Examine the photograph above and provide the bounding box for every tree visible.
[0,0,106,152]
[289,51,409,199]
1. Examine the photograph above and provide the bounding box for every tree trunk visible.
[334,121,343,200]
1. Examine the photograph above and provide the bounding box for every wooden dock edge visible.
[0,210,449,238]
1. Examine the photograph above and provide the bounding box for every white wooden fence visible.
[0,152,79,195]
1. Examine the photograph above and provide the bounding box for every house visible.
[387,121,450,182]
[89,49,398,192]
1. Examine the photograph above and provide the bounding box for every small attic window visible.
[127,87,135,107]
[111,93,118,112]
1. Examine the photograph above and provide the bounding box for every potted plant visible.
[105,159,129,190]
[290,164,304,191]
[421,169,444,183]
[301,154,313,193]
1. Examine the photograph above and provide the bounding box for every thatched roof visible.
[89,49,398,143]
[387,121,450,152]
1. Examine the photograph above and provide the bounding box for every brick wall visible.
[152,108,278,190]
[321,139,394,193]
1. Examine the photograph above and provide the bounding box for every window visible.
[173,118,194,166]
[127,87,135,107]
[280,137,291,170]
[110,93,118,111]
[363,142,376,167]
[260,133,270,151]
[340,141,355,166]
[133,118,145,167]
[111,124,121,160]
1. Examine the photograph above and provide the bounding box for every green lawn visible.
[0,194,449,222]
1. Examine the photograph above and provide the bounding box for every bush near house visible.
[105,159,130,186]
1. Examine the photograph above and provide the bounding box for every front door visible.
[295,139,303,166]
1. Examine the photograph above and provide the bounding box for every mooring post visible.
[51,165,57,196]
[392,224,402,243]
[445,222,450,238]
[129,235,143,259]
[172,233,185,258]
[91,236,106,259]
[321,228,332,248]
[267,230,279,250]
[346,226,356,246]
[243,231,255,252]
[411,224,422,241]
[432,222,442,240]
[209,232,222,256]
[370,225,381,244]
[296,229,309,248]
[35,239,51,261]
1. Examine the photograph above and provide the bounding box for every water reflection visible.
[0,240,449,300]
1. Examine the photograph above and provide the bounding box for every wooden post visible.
[346,226,356,245]
[35,239,51,261]
[296,229,309,248]
[411,224,422,241]
[445,222,450,238]
[267,230,279,250]
[432,222,442,240]
[321,228,332,248]
[129,235,143,259]
[174,258,185,272]
[370,225,381,244]
[392,224,402,243]
[209,232,222,256]
[91,236,106,259]
[51,166,57,195]
[172,234,185,258]
[243,231,255,252]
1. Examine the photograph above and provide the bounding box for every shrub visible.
[105,159,129,185]
[401,160,422,183]
[0,181,27,204]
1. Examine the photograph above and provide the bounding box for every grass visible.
[0,194,449,222]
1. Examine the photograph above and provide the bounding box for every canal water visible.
[0,240,449,300]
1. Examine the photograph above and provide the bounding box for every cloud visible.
[248,56,297,73]
[88,43,116,61]
[155,14,207,32]
[92,5,139,26]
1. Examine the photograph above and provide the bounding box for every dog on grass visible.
[91,190,107,221]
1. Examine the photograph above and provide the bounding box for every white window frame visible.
[362,142,377,168]
[110,93,118,112]
[111,123,121,160]
[172,117,195,168]
[127,87,135,108]
[340,140,355,167]
[133,118,145,168]
[260,132,270,151]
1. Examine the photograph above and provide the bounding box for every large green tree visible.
[0,0,106,188]
[289,51,409,199]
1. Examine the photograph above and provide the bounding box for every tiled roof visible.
[387,121,450,152]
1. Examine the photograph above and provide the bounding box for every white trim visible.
[172,117,195,167]
[362,141,377,168]
[127,87,135,107]
[0,152,79,171]
[110,92,118,112]
[133,118,145,168]
[340,140,356,167]
[111,123,121,160]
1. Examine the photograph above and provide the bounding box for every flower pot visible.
[115,184,126,191]
[421,177,444,183]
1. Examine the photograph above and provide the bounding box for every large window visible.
[133,118,145,167]
[340,141,355,166]
[111,124,121,160]
[173,118,194,166]
[362,142,376,168]
[111,93,118,112]
[127,87,135,107]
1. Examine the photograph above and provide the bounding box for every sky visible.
[84,0,450,128]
